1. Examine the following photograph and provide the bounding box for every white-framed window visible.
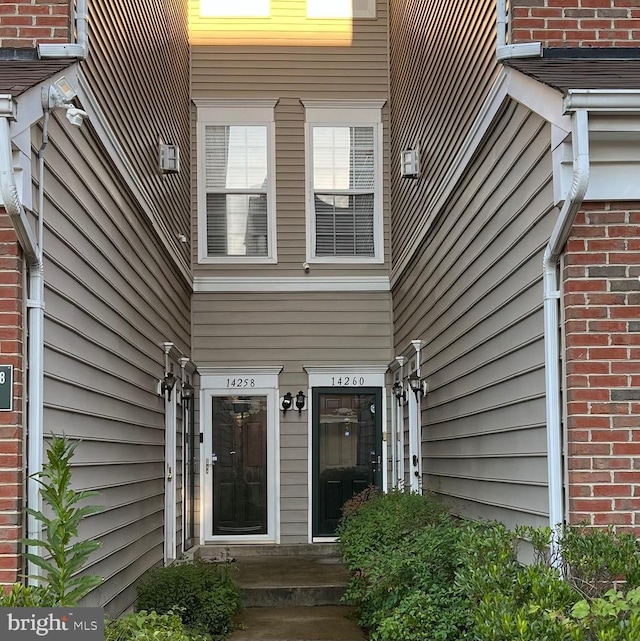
[195,99,277,264]
[303,100,385,264]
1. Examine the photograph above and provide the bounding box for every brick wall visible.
[564,203,640,531]
[511,1,640,48]
[0,209,23,586]
[0,0,70,48]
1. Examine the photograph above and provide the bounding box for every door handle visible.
[206,458,210,474]
[167,466,173,480]
[412,455,418,467]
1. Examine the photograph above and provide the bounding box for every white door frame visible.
[304,365,388,543]
[199,367,281,544]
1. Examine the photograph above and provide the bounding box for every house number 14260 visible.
[332,376,366,386]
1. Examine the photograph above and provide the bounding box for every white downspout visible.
[38,0,88,59]
[543,109,589,558]
[410,340,424,492]
[496,0,542,60]
[0,105,45,580]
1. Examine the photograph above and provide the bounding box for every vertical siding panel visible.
[388,0,499,264]
[393,103,555,528]
[38,114,190,615]
[82,0,191,268]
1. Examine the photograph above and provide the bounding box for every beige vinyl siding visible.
[82,0,190,269]
[38,114,191,615]
[393,102,555,528]
[193,290,393,543]
[388,0,499,264]
[191,0,389,276]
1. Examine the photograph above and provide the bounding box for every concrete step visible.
[228,606,366,641]
[227,555,350,608]
[196,543,340,560]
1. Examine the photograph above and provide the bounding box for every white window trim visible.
[303,99,385,265]
[196,99,278,264]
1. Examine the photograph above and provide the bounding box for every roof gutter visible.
[543,109,589,560]
[38,0,88,59]
[0,100,39,264]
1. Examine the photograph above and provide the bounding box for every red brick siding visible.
[0,1,70,48]
[564,203,640,531]
[511,1,640,47]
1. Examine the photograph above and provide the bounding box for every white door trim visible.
[200,367,281,544]
[164,392,177,564]
[304,364,388,543]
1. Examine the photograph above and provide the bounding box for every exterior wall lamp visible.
[281,392,293,413]
[295,390,306,414]
[161,371,177,401]
[392,380,406,405]
[181,381,194,407]
[408,371,427,398]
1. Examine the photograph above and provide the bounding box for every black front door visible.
[212,395,267,535]
[313,388,382,536]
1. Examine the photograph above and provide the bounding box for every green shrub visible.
[338,488,640,641]
[0,582,55,607]
[105,610,209,641]
[135,561,241,640]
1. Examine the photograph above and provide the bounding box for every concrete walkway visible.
[228,606,366,641]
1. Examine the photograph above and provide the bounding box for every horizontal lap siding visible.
[83,0,190,269]
[191,0,389,277]
[393,102,555,528]
[39,116,191,615]
[388,0,499,267]
[193,290,393,542]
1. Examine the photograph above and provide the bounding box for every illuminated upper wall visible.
[189,0,377,46]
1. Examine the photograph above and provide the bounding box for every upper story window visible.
[303,100,385,264]
[195,100,277,264]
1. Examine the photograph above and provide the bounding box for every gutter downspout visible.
[38,0,88,59]
[496,0,542,60]
[543,109,589,561]
[0,106,45,580]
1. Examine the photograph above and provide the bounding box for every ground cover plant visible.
[338,488,640,641]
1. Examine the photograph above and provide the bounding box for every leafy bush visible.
[0,582,55,607]
[135,561,241,640]
[105,610,209,641]
[338,489,640,641]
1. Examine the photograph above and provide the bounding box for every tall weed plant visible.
[0,434,103,607]
[338,488,640,641]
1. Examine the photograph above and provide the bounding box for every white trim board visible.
[193,276,390,292]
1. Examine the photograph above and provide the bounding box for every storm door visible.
[313,388,382,537]
[211,395,267,535]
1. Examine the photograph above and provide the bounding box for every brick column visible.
[565,203,640,531]
[0,209,24,586]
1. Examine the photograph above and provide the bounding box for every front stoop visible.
[195,545,350,607]
[197,545,363,639]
